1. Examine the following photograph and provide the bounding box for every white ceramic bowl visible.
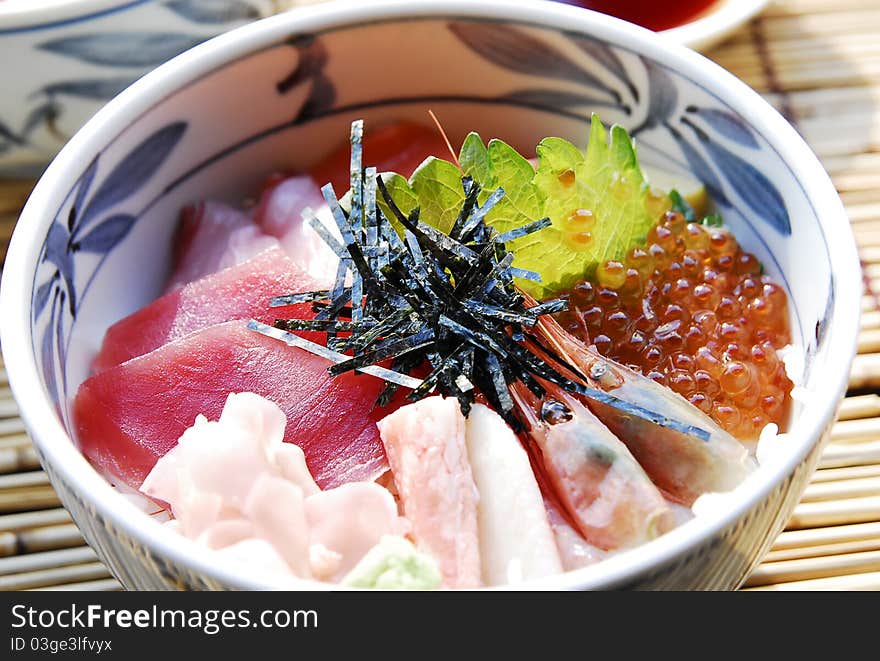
[0,0,861,590]
[0,0,284,176]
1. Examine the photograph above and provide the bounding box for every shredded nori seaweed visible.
[250,119,709,440]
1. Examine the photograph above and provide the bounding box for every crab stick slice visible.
[377,396,481,588]
[465,404,562,586]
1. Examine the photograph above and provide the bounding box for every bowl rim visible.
[0,0,862,590]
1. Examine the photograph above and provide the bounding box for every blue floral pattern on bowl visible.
[34,120,187,421]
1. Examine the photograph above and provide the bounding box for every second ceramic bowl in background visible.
[0,0,300,177]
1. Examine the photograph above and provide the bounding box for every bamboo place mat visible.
[1,0,880,592]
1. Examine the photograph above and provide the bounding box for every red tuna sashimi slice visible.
[167,201,279,291]
[74,320,393,491]
[310,122,451,194]
[376,396,481,589]
[92,246,321,373]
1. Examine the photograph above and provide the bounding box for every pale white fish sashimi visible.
[141,392,409,583]
[377,396,482,589]
[255,174,340,283]
[166,201,280,292]
[464,404,562,586]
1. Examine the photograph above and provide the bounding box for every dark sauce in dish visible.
[552,0,719,32]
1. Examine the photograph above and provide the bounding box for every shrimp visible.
[532,310,755,506]
[511,380,674,551]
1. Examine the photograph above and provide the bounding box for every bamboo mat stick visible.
[852,229,880,247]
[787,495,880,528]
[839,190,880,209]
[0,546,96,576]
[806,132,880,162]
[0,180,34,216]
[744,571,880,591]
[717,32,880,61]
[743,66,879,93]
[0,532,15,557]
[797,98,880,126]
[0,523,83,558]
[0,485,60,513]
[717,54,880,85]
[833,172,880,194]
[848,354,880,390]
[31,578,122,592]
[0,471,48,491]
[15,524,83,554]
[852,217,880,230]
[788,91,880,125]
[818,441,880,468]
[0,397,16,419]
[772,521,880,550]
[858,329,880,354]
[0,562,110,591]
[0,433,32,450]
[847,205,880,224]
[838,181,880,201]
[810,464,880,483]
[822,151,880,174]
[768,0,880,15]
[860,310,880,331]
[800,476,880,502]
[763,537,880,563]
[0,418,25,436]
[0,217,15,267]
[837,394,880,420]
[743,549,880,587]
[0,508,71,532]
[757,10,880,39]
[830,417,880,443]
[0,446,41,475]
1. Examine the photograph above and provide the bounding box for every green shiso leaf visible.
[384,113,658,297]
[459,131,492,184]
[531,114,654,293]
[459,134,549,293]
[376,171,418,232]
[409,157,466,235]
[669,188,696,222]
[702,212,724,228]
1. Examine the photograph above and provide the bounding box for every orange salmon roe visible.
[556,210,794,440]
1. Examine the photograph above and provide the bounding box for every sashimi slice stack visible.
[75,320,392,491]
[77,243,392,492]
[92,246,323,373]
